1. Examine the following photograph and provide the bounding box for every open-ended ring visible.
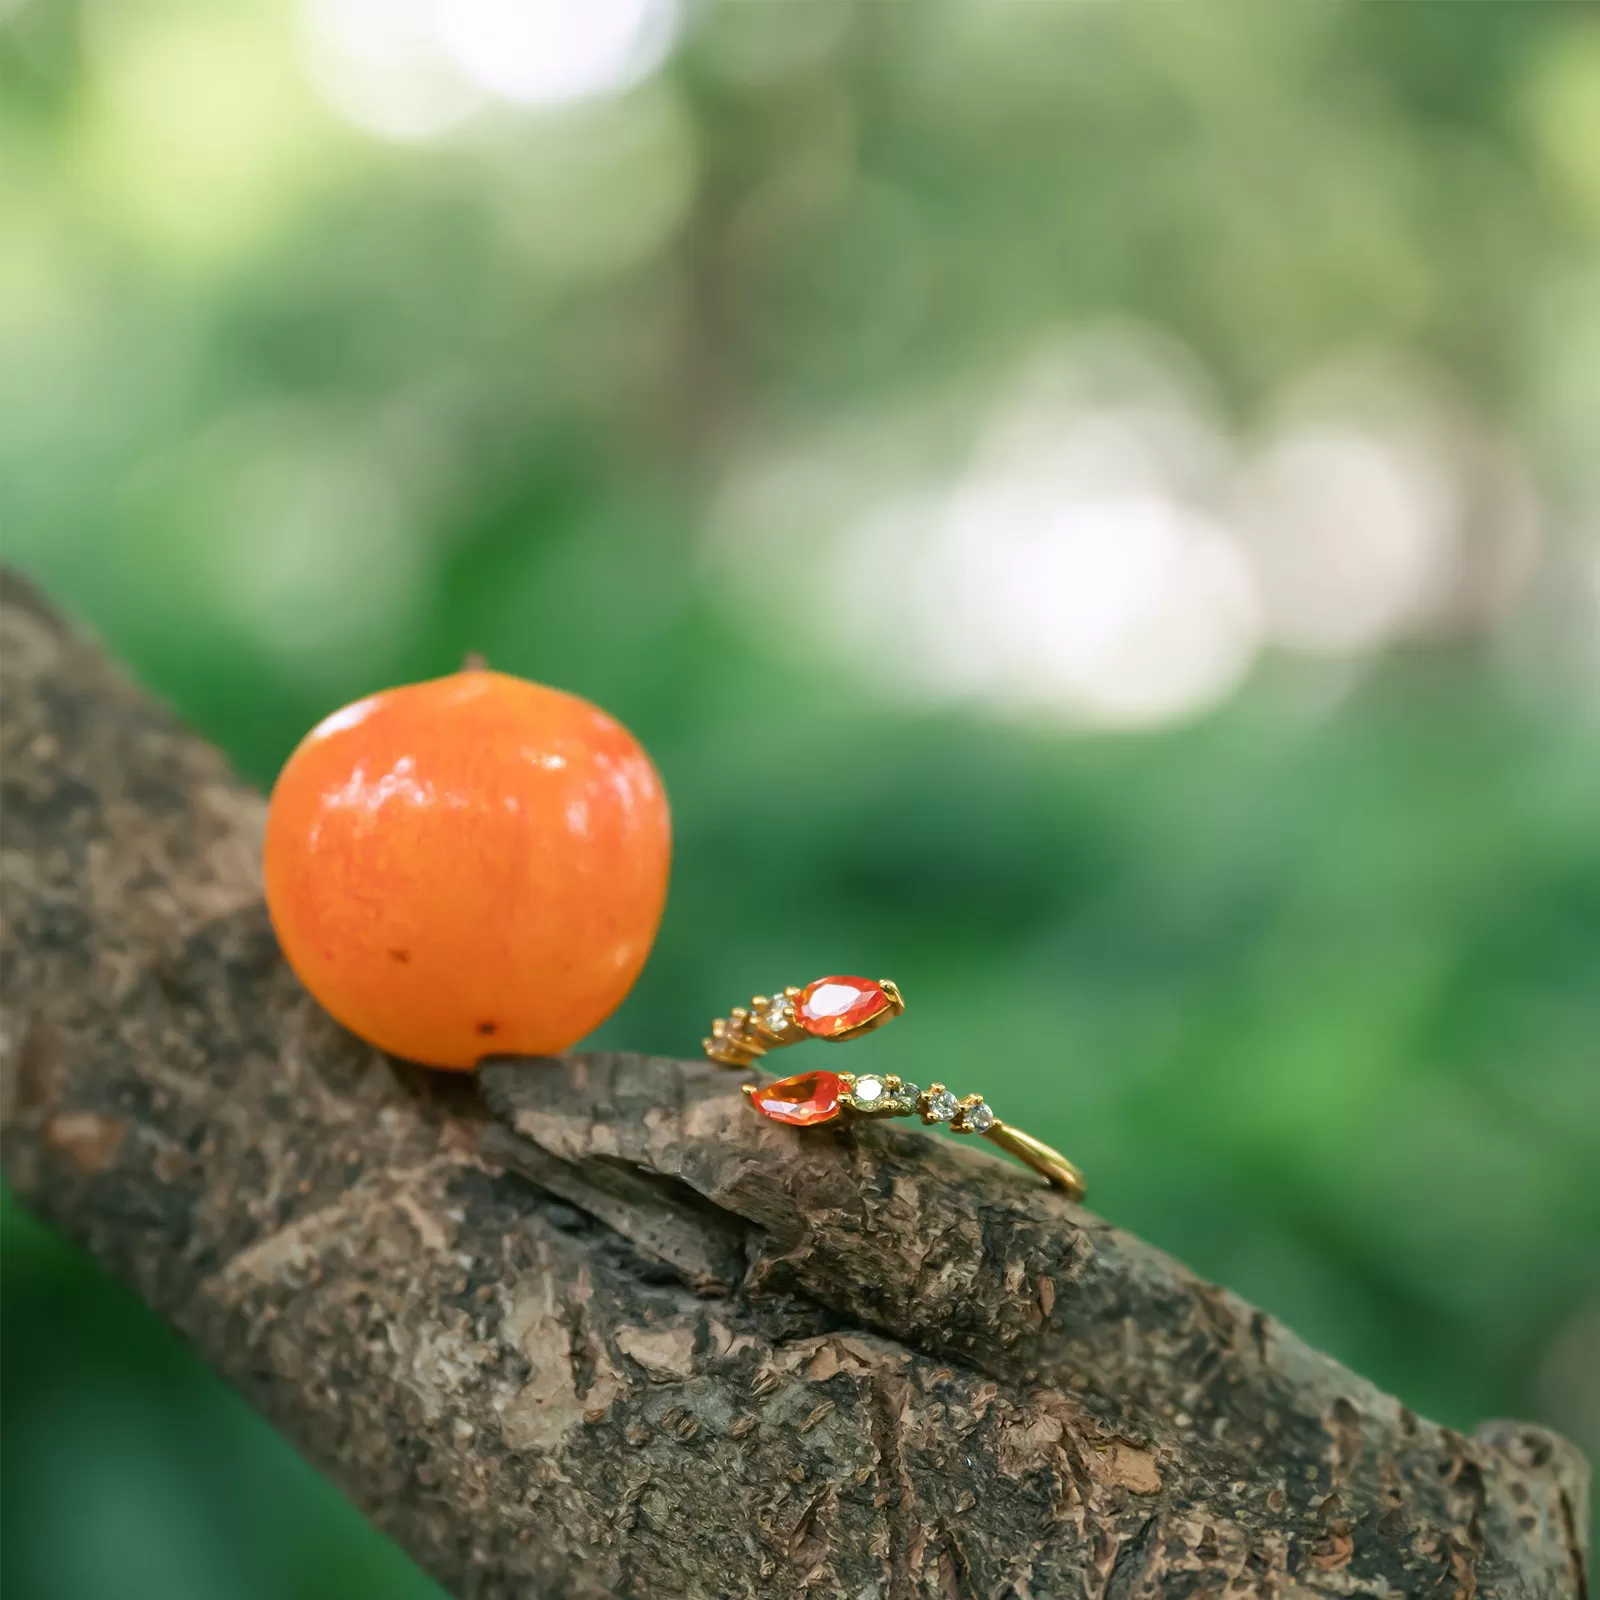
[703,975,1086,1200]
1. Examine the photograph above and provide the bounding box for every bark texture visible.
[0,570,1589,1600]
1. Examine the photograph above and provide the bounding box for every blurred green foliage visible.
[3,0,1599,1594]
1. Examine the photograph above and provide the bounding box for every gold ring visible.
[703,975,1085,1200]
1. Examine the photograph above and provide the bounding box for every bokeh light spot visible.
[300,0,482,141]
[431,0,680,109]
[1234,425,1457,656]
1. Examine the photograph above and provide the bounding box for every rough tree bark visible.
[0,570,1589,1600]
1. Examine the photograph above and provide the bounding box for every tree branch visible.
[0,570,1588,1599]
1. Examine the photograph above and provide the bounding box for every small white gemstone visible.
[853,1076,884,1103]
[763,1000,792,1032]
[924,1089,959,1122]
[967,1102,995,1132]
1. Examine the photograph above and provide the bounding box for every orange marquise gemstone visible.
[796,976,891,1039]
[750,1070,843,1126]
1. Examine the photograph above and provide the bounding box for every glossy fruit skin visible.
[264,669,670,1070]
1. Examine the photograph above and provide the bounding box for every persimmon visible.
[263,668,670,1069]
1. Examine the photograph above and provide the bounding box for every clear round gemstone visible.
[853,1076,884,1103]
[924,1089,959,1122]
[763,999,793,1032]
[966,1102,996,1132]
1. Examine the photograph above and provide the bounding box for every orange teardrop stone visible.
[795,976,891,1039]
[750,1070,843,1126]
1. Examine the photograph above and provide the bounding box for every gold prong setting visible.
[950,1093,997,1134]
[704,985,806,1066]
[837,1071,920,1117]
[836,1072,995,1130]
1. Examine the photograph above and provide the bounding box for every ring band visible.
[703,975,1085,1200]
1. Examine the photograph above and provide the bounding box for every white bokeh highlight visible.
[711,335,1532,732]
[302,0,482,141]
[299,0,682,139]
[1233,425,1459,656]
[824,476,1259,730]
[430,0,679,109]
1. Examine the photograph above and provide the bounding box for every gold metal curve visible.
[714,977,1086,1199]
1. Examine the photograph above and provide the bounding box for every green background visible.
[4,1,1598,1595]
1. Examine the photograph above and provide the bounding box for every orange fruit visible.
[263,668,670,1069]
